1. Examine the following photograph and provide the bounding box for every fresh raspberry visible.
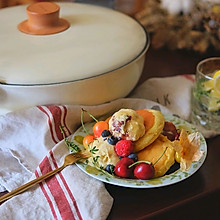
[115,140,134,157]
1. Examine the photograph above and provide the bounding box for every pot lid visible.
[0,2,147,85]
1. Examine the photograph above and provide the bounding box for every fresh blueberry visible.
[107,136,118,145]
[151,105,161,111]
[105,164,115,174]
[101,129,111,137]
[128,153,138,162]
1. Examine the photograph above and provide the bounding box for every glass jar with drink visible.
[191,57,220,133]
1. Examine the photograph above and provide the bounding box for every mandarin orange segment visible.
[136,109,155,131]
[133,109,165,152]
[105,116,111,124]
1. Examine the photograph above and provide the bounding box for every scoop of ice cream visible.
[109,109,145,141]
[88,137,120,168]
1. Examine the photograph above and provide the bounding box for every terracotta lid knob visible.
[18,2,70,35]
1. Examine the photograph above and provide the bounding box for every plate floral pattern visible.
[71,114,207,188]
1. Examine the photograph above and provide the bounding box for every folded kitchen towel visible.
[0,98,171,220]
[130,74,195,120]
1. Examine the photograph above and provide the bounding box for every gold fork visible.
[0,151,90,203]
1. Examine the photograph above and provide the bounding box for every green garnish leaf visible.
[59,125,81,152]
[90,146,99,154]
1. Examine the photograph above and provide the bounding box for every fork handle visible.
[0,165,65,203]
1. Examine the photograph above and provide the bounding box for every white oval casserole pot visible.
[0,2,149,114]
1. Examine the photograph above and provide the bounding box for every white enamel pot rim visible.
[0,48,149,115]
[0,39,149,115]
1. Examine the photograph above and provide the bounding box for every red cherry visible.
[115,140,134,157]
[162,121,180,141]
[114,158,134,178]
[134,162,155,180]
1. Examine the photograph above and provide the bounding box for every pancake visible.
[133,109,165,152]
[137,134,175,178]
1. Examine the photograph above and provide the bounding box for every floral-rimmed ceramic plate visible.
[71,114,207,188]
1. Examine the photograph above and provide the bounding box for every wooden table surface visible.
[106,47,220,220]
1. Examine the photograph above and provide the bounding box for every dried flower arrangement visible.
[135,0,220,53]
